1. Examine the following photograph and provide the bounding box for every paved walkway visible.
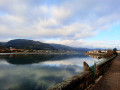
[92,55,120,90]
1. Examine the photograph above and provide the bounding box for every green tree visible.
[113,48,117,55]
[113,48,117,52]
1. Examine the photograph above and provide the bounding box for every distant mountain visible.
[6,39,56,50]
[0,39,93,52]
[50,44,92,52]
[0,42,6,49]
[50,44,75,51]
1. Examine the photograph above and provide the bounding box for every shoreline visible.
[0,52,82,55]
[85,53,106,56]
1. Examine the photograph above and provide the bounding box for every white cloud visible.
[45,39,120,49]
[50,6,71,21]
[0,0,120,48]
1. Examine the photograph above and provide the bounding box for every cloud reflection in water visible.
[0,54,103,90]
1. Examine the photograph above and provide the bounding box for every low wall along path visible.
[48,55,116,90]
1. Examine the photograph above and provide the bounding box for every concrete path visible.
[92,55,120,90]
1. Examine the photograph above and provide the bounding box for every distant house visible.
[101,50,107,53]
[0,49,11,53]
[0,49,4,53]
[10,47,23,52]
[117,50,120,53]
[87,50,101,54]
[87,50,108,54]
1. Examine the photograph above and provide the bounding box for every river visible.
[0,53,104,90]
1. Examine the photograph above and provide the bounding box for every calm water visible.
[0,53,104,90]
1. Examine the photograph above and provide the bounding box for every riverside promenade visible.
[92,55,120,90]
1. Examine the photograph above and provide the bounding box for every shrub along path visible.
[92,55,120,90]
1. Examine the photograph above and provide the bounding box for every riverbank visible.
[85,53,106,55]
[48,55,116,90]
[85,52,106,56]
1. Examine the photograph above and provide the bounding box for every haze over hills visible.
[50,44,92,52]
[0,39,92,52]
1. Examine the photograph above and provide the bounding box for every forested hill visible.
[0,39,92,52]
[1,39,56,50]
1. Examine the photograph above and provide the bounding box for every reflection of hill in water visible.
[0,54,88,65]
[48,54,88,60]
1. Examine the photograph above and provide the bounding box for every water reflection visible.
[88,55,105,59]
[0,54,103,90]
[0,54,88,65]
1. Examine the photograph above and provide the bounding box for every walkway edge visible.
[48,55,116,90]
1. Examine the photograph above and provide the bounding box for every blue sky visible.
[0,0,120,49]
[87,23,120,41]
